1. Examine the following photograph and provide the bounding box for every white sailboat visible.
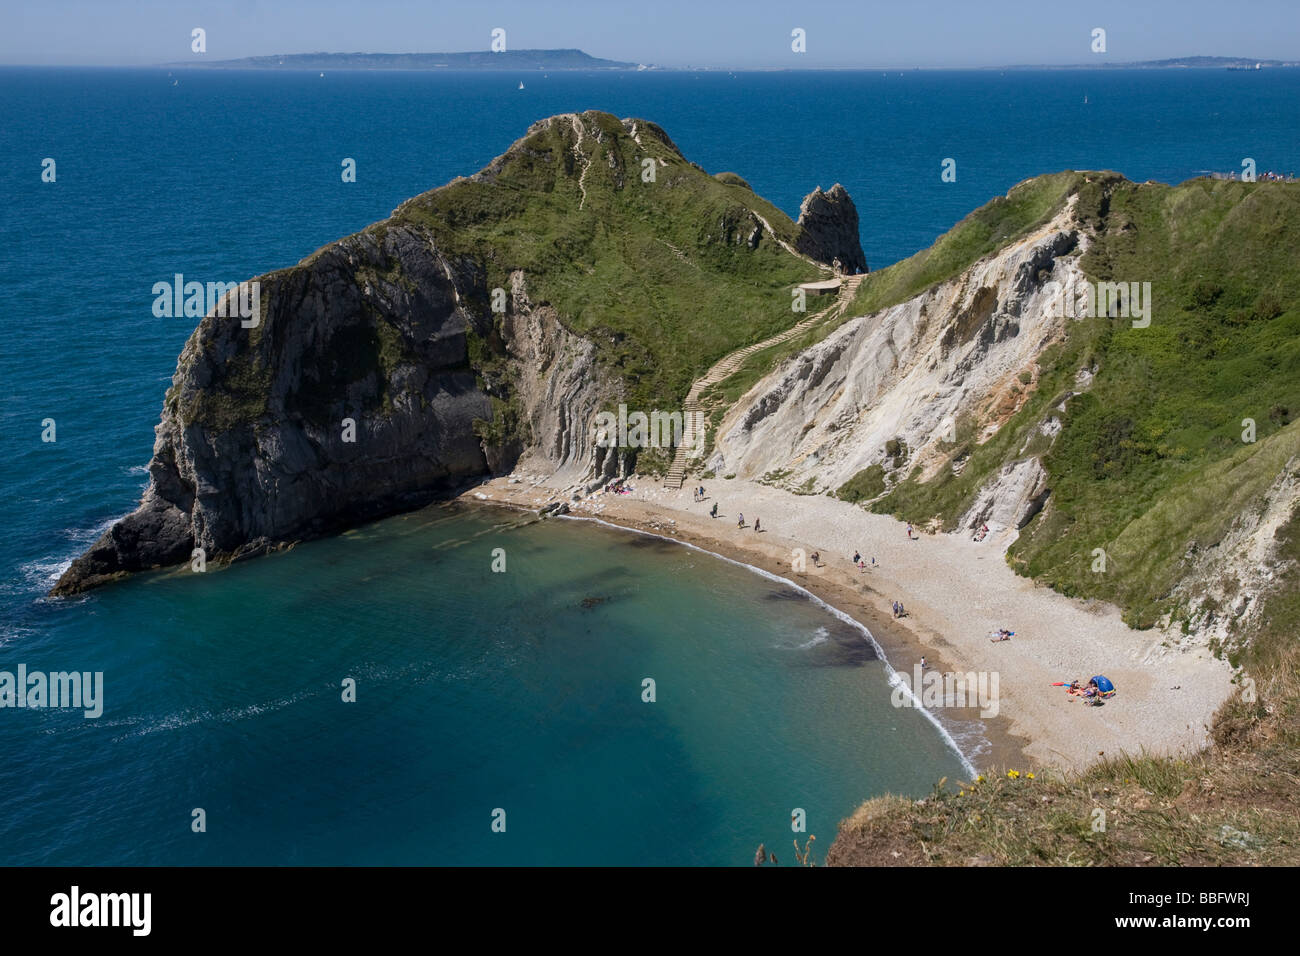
[518,81,525,90]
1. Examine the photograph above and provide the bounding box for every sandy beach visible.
[461,471,1235,774]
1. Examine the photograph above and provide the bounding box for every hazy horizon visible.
[3,0,1298,69]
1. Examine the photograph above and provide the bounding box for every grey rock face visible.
[795,184,868,274]
[958,458,1051,532]
[499,270,623,483]
[53,223,495,595]
[55,490,196,593]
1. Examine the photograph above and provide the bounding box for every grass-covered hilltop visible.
[390,112,828,413]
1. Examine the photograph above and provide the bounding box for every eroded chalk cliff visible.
[709,196,1084,534]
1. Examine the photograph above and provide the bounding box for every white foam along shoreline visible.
[559,512,982,779]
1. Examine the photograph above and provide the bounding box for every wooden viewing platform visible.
[797,278,843,293]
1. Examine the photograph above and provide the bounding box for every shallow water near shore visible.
[0,503,966,865]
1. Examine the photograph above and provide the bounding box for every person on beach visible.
[853,550,861,565]
[810,551,820,566]
[738,512,744,528]
[754,518,761,533]
[710,502,718,518]
[919,656,927,670]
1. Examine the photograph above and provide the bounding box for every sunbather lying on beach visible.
[1063,678,1098,697]
[989,628,1013,642]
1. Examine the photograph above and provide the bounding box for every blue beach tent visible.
[1091,675,1115,694]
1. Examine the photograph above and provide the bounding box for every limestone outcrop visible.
[795,184,868,274]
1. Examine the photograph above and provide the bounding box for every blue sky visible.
[3,0,1298,67]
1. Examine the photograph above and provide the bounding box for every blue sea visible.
[1,67,1297,865]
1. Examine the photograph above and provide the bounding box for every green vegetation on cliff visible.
[394,113,820,412]
[824,174,1300,866]
[848,171,1086,316]
[713,173,1088,406]
[869,175,1300,630]
[829,504,1300,866]
[176,111,827,459]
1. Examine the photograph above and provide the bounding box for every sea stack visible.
[795,183,868,275]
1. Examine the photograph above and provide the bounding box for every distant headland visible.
[993,55,1299,70]
[165,49,647,71]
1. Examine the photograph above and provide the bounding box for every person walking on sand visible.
[919,656,927,670]
[853,550,861,565]
[710,502,718,518]
[738,512,744,528]
[754,518,761,533]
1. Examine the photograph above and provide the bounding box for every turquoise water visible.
[0,504,966,864]
[2,67,1297,864]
